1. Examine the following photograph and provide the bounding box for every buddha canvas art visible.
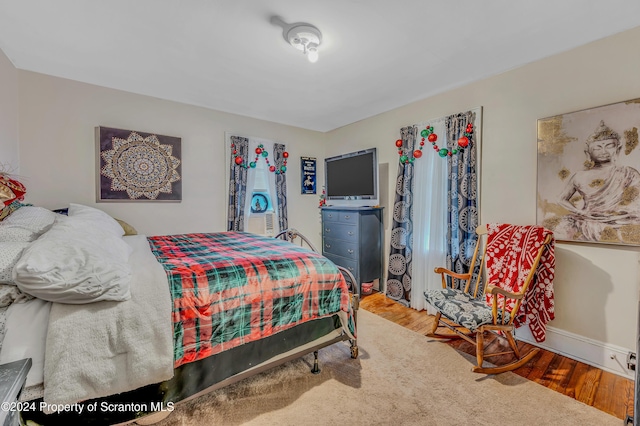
[537,99,640,245]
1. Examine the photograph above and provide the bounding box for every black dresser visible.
[321,207,383,292]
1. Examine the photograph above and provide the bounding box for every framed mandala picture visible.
[96,126,182,202]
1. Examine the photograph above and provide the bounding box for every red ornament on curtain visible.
[230,143,289,174]
[393,121,474,163]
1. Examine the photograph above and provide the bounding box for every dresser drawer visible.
[337,211,359,225]
[322,210,360,225]
[322,222,358,242]
[323,237,358,260]
[324,253,358,279]
[322,210,341,224]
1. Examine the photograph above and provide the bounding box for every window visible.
[246,145,275,217]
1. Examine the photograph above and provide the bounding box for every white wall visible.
[326,26,640,370]
[0,48,19,173]
[17,71,326,244]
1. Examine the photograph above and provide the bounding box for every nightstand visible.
[0,358,32,426]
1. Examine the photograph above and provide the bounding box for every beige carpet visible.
[153,309,620,426]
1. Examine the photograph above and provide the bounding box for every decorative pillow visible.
[67,203,125,237]
[0,242,30,284]
[14,214,132,304]
[115,219,138,236]
[0,206,57,242]
[0,175,26,208]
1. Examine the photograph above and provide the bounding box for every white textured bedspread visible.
[43,235,174,406]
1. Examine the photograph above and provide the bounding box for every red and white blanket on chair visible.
[485,223,555,342]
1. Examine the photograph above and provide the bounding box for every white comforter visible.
[43,235,174,406]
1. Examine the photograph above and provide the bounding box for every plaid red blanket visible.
[148,232,354,368]
[485,224,555,342]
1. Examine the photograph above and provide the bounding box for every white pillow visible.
[0,207,57,242]
[67,203,125,237]
[13,214,132,304]
[0,242,30,284]
[0,227,37,243]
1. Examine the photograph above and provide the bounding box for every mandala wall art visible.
[96,126,182,202]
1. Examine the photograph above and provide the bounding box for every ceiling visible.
[1,1,640,132]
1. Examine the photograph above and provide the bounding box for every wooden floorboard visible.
[564,360,590,400]
[593,368,620,416]
[359,291,634,421]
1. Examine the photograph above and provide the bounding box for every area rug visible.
[154,309,619,426]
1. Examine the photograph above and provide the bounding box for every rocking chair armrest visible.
[486,284,524,300]
[433,267,471,281]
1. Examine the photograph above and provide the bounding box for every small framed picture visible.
[301,157,316,194]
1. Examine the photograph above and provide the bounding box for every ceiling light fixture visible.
[284,23,322,63]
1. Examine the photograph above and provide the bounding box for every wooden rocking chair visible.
[424,224,553,374]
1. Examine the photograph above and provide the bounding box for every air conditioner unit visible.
[247,212,275,236]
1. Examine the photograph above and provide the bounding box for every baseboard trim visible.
[515,325,635,379]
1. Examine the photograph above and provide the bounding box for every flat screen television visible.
[324,148,378,207]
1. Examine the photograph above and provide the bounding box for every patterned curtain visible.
[385,126,416,306]
[273,143,288,232]
[227,136,249,231]
[445,111,480,291]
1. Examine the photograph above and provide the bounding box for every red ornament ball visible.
[428,133,438,143]
[458,136,469,148]
[283,152,289,158]
[269,165,276,172]
[234,156,243,165]
[395,139,403,148]
[255,147,263,154]
[413,150,423,158]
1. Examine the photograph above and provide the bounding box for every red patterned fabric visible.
[0,175,25,207]
[485,223,555,342]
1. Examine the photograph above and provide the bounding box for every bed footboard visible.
[276,228,359,358]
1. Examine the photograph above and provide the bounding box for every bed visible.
[0,203,358,425]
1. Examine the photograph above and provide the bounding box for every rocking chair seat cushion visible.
[424,288,494,331]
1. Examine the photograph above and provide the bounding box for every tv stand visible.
[321,206,383,293]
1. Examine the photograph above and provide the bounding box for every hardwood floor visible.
[359,291,635,421]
